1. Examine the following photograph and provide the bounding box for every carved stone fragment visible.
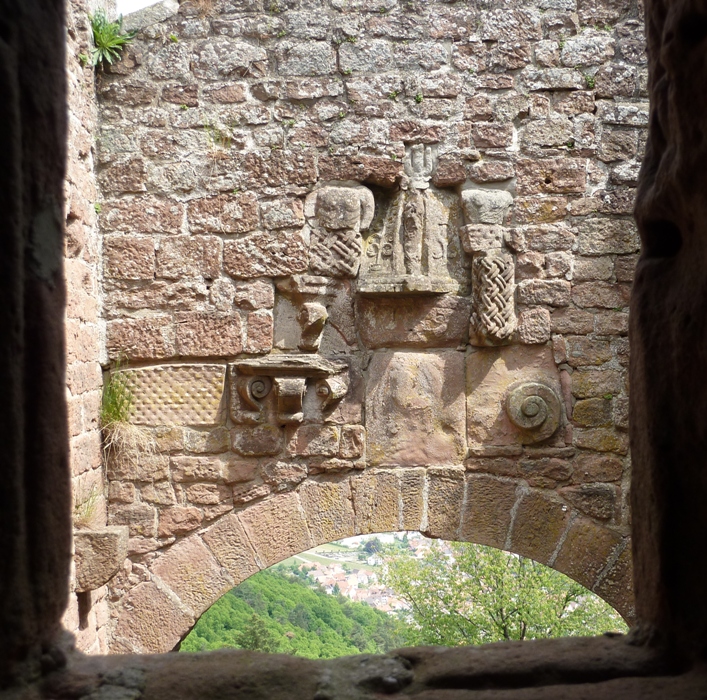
[304,185,374,279]
[229,354,350,426]
[74,526,129,593]
[470,250,516,345]
[505,380,562,444]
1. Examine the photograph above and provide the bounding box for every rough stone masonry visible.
[76,0,646,653]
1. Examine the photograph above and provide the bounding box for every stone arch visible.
[110,469,632,654]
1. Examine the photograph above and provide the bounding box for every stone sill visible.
[41,633,707,699]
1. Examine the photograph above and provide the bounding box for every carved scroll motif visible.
[505,380,562,444]
[470,250,516,345]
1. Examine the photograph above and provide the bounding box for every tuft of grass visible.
[414,93,423,104]
[584,73,596,89]
[101,361,156,465]
[88,9,136,68]
[73,484,101,529]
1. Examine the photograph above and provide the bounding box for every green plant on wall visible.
[88,9,136,68]
[101,360,155,464]
[73,484,101,529]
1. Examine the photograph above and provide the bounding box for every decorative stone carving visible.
[470,250,516,345]
[505,380,562,444]
[229,354,349,426]
[304,185,375,279]
[117,364,227,426]
[276,275,335,353]
[461,189,517,346]
[74,526,129,593]
[359,145,463,296]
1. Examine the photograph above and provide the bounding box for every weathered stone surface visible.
[351,470,401,534]
[155,236,222,280]
[108,504,157,538]
[299,478,355,545]
[467,345,563,449]
[510,489,571,564]
[366,351,466,466]
[553,517,624,590]
[460,474,518,549]
[238,492,312,567]
[74,527,129,593]
[187,193,258,234]
[517,308,552,344]
[113,581,194,653]
[202,513,260,584]
[104,236,155,280]
[559,483,618,520]
[106,317,175,361]
[174,313,243,357]
[357,296,471,349]
[424,467,465,540]
[577,218,640,255]
[158,506,203,537]
[224,229,308,279]
[151,536,233,615]
[118,364,226,426]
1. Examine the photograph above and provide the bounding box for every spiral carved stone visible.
[505,381,561,444]
[250,376,272,400]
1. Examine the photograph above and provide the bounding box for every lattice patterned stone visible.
[118,364,227,426]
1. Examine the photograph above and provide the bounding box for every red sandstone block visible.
[572,281,631,309]
[101,196,184,234]
[106,316,175,361]
[158,506,203,537]
[187,192,258,234]
[174,312,243,357]
[104,235,155,280]
[509,490,571,564]
[155,236,222,280]
[516,158,586,195]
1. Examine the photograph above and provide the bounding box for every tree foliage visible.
[383,541,628,646]
[180,565,410,658]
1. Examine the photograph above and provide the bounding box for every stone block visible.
[574,428,629,454]
[467,344,562,449]
[187,193,258,234]
[559,483,618,521]
[553,519,624,590]
[238,492,312,567]
[224,229,308,279]
[577,218,640,255]
[156,236,222,280]
[356,296,471,349]
[99,157,147,194]
[174,313,243,357]
[74,526,129,593]
[183,427,231,454]
[565,336,612,367]
[171,454,229,482]
[151,536,234,616]
[277,41,336,76]
[510,490,571,564]
[245,309,274,354]
[573,398,613,427]
[459,225,505,253]
[571,453,624,483]
[424,467,465,540]
[572,281,631,309]
[339,425,365,459]
[521,68,585,91]
[113,581,194,654]
[516,158,586,195]
[299,478,355,546]
[519,458,572,489]
[366,351,467,467]
[199,514,259,583]
[185,483,232,506]
[260,198,305,230]
[460,474,518,549]
[109,503,157,538]
[461,189,513,226]
[550,308,595,335]
[517,308,551,345]
[233,280,275,310]
[571,369,625,398]
[351,470,401,534]
[287,425,340,457]
[118,364,226,427]
[262,461,308,488]
[158,506,203,537]
[594,546,635,623]
[106,317,175,361]
[104,236,155,280]
[192,37,267,79]
[517,280,571,306]
[232,425,283,457]
[141,481,177,505]
[244,150,317,188]
[106,451,169,482]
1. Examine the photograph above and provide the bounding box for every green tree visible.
[383,541,627,646]
[234,613,281,653]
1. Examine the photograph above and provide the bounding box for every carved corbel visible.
[230,370,272,424]
[315,373,350,411]
[273,377,306,425]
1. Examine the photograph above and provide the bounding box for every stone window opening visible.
[5,0,707,695]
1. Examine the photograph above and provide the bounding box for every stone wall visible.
[94,0,646,652]
[62,0,117,655]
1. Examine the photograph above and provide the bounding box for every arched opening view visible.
[181,533,626,657]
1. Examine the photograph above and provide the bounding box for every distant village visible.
[291,533,449,615]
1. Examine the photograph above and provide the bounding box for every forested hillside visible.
[180,565,410,658]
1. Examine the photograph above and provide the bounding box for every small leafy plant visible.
[89,9,137,68]
[73,484,101,529]
[414,93,423,104]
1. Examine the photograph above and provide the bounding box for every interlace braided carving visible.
[310,227,362,278]
[471,251,516,342]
